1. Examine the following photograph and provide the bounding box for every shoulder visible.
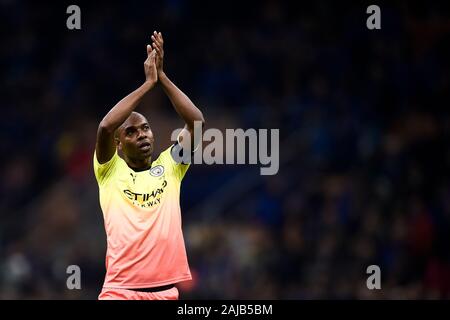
[155,144,190,182]
[93,149,122,185]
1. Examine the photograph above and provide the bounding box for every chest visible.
[114,164,171,209]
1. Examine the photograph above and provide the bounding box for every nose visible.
[137,129,147,140]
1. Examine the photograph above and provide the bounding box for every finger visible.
[145,47,154,61]
[152,41,162,52]
[144,53,151,64]
[151,35,162,47]
[152,32,163,45]
[152,40,163,53]
[152,31,159,43]
[152,44,161,56]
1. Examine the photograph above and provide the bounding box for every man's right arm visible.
[96,46,158,164]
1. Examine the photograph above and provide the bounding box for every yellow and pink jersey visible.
[93,146,192,289]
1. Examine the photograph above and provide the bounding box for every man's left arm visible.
[151,31,205,155]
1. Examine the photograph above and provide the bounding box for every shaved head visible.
[114,111,155,166]
[115,112,148,139]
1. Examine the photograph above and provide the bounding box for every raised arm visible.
[95,47,158,164]
[151,31,205,152]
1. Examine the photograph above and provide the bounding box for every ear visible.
[115,136,121,149]
[114,128,121,148]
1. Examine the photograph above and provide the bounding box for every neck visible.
[125,155,152,172]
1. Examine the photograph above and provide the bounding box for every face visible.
[116,112,154,160]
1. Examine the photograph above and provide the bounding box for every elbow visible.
[198,111,205,126]
[99,119,116,134]
[189,112,205,130]
[199,114,205,126]
[195,115,205,131]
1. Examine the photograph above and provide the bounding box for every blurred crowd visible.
[1,1,449,299]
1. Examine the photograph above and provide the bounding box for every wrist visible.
[143,80,156,90]
[158,71,167,81]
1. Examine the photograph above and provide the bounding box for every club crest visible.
[149,165,164,177]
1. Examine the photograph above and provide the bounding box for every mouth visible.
[138,141,152,151]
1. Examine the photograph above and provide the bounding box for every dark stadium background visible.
[1,1,449,299]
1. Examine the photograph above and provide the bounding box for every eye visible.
[143,125,149,131]
[126,130,134,136]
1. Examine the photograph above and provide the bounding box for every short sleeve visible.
[93,149,120,185]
